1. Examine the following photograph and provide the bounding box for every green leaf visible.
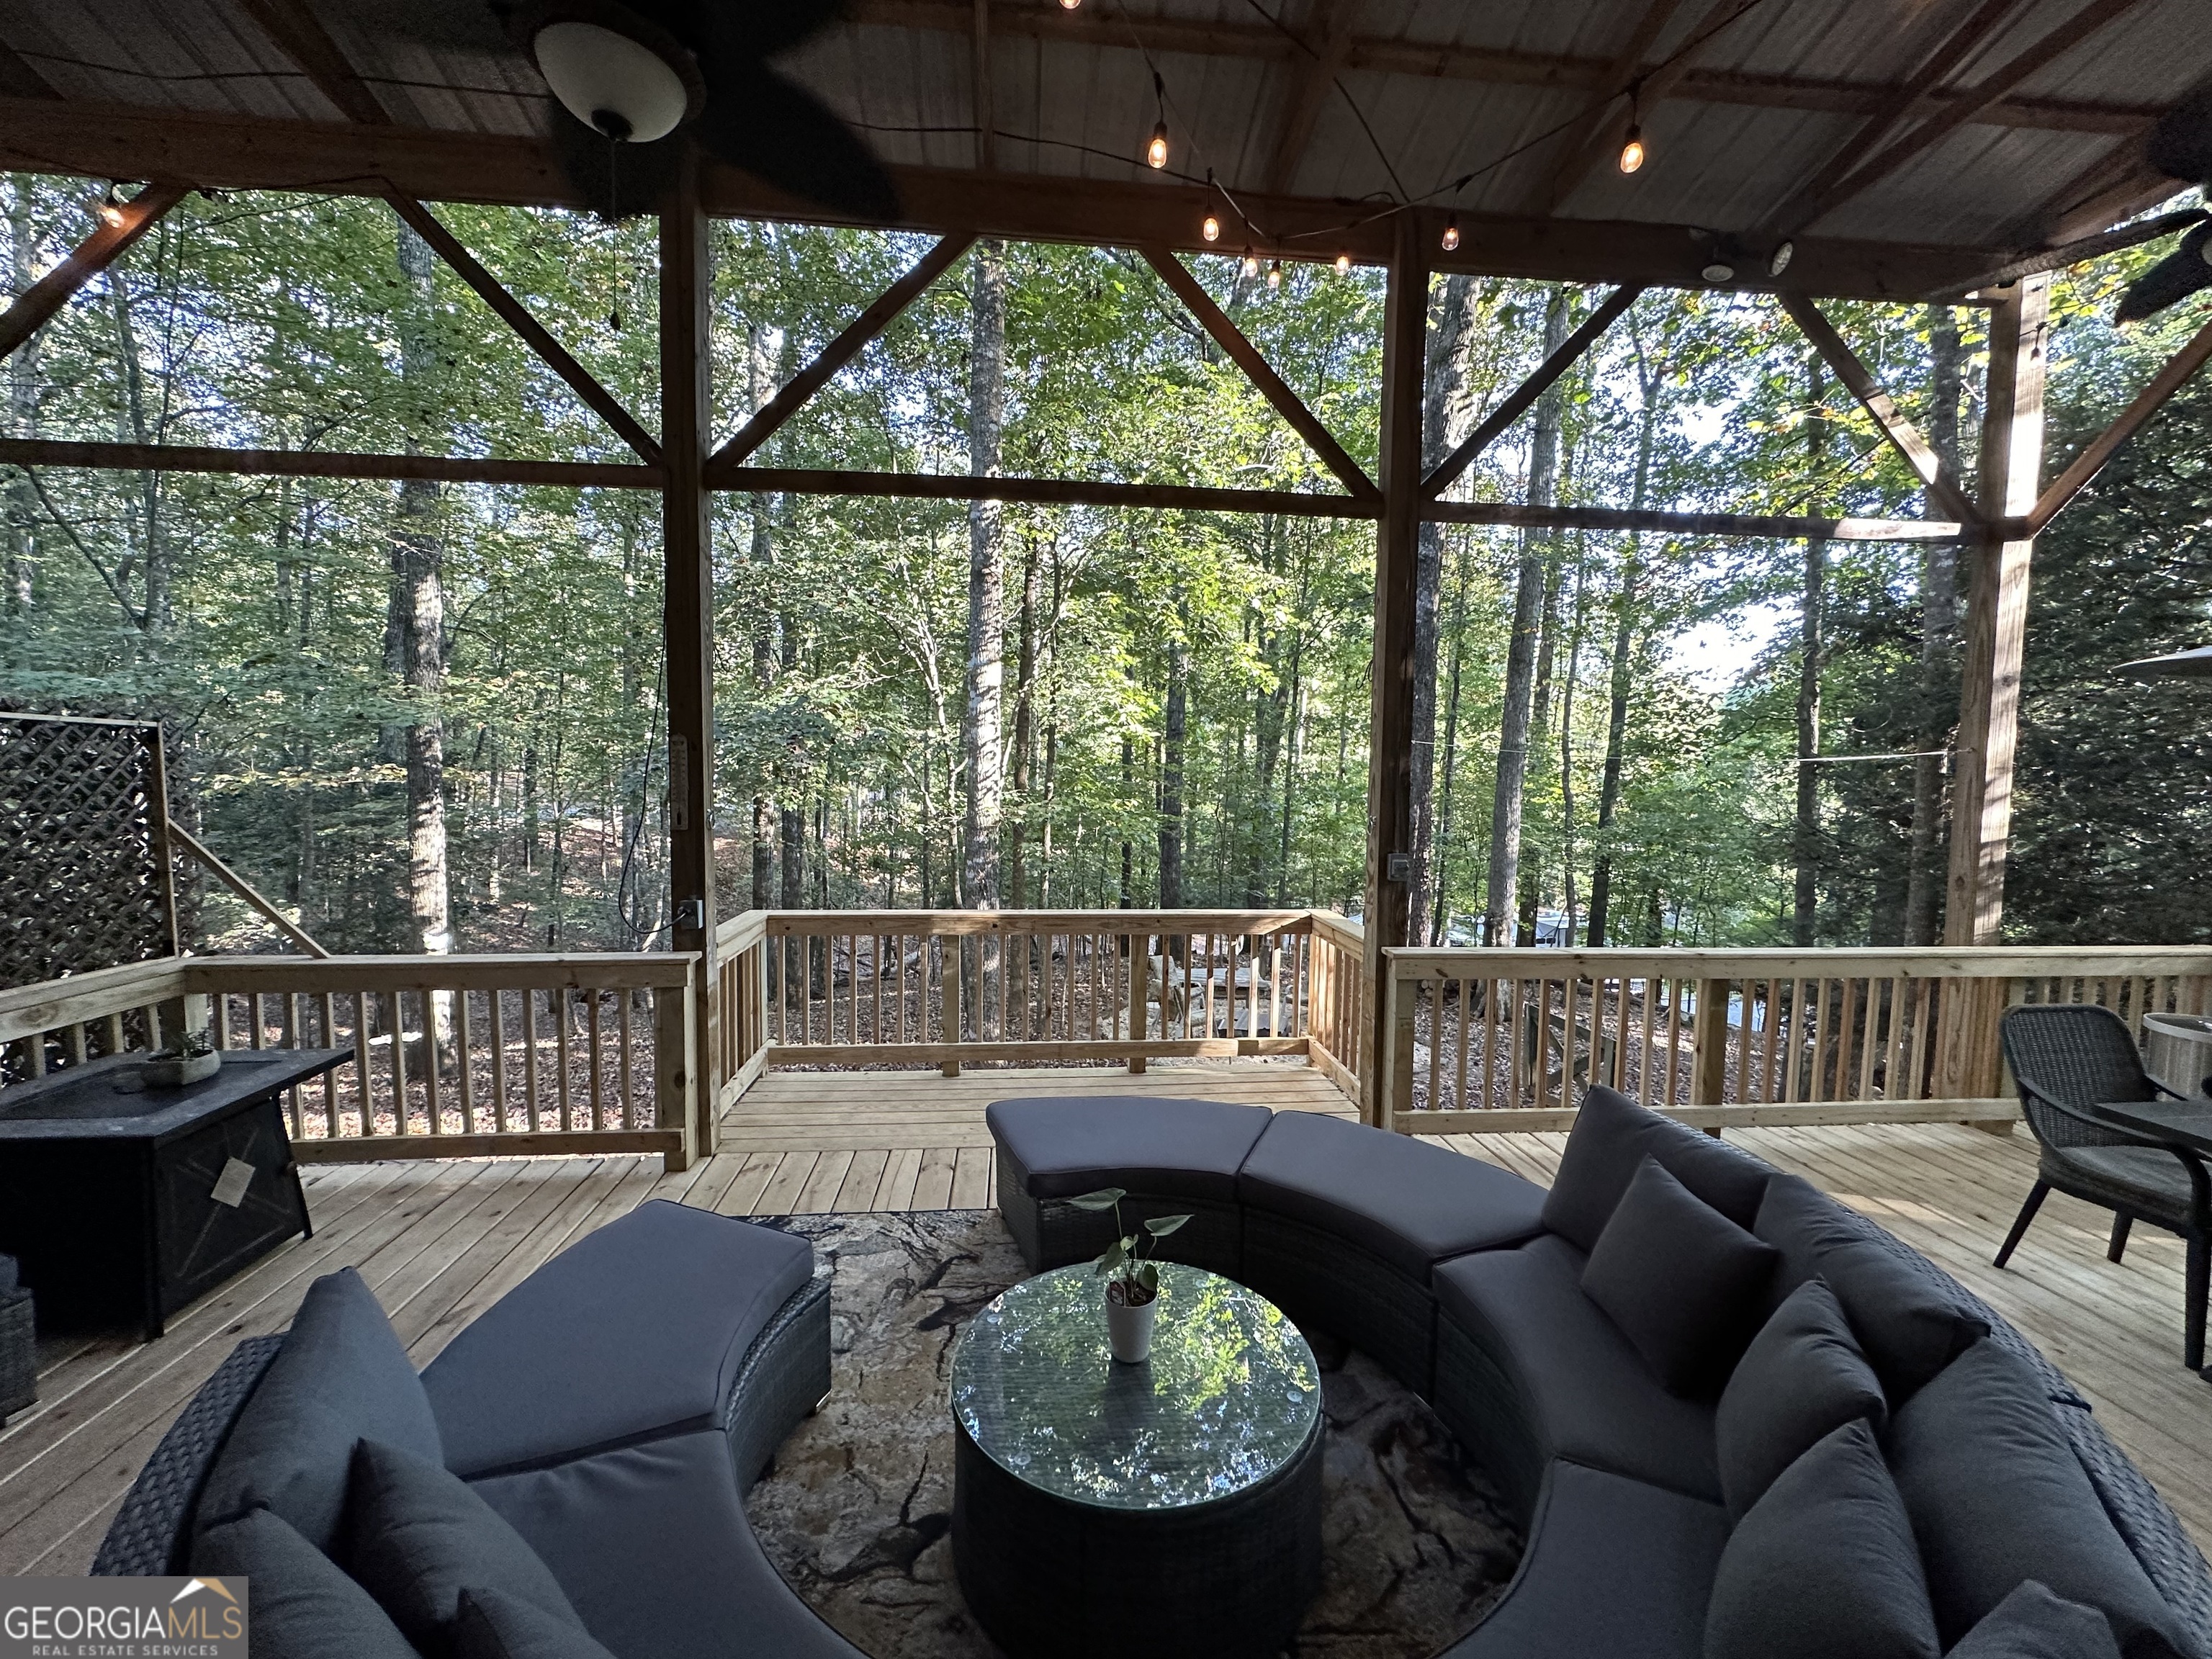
[1136,1261,1159,1293]
[1067,1187,1125,1210]
[1144,1214,1190,1236]
[1097,1239,1126,1274]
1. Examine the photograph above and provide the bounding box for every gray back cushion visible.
[1704,1418,1941,1659]
[454,1587,619,1659]
[1540,1084,1771,1252]
[193,1505,423,1659]
[194,1267,441,1554]
[1578,1157,1778,1397]
[1948,1582,2125,1659]
[1754,1174,1985,1401]
[1888,1338,2188,1658]
[1717,1276,1887,1520]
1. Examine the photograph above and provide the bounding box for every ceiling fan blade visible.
[2115,225,2212,323]
[692,63,899,221]
[701,0,856,62]
[2146,81,2212,185]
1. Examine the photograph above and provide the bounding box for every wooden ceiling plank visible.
[1141,246,1377,499]
[0,40,59,100]
[385,194,662,464]
[1261,0,1359,197]
[2028,313,2212,533]
[1421,284,1642,499]
[233,0,391,125]
[707,233,977,479]
[1795,0,2153,232]
[0,182,188,364]
[0,436,660,488]
[971,0,994,172]
[1781,292,1979,525]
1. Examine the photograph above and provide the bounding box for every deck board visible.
[5,1059,2209,1575]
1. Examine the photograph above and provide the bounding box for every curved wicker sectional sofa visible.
[93,1199,860,1659]
[989,1088,2212,1659]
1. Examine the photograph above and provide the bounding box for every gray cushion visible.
[1442,1460,1727,1659]
[1950,1582,2126,1659]
[195,1267,442,1553]
[1581,1157,1779,1397]
[1705,1419,1941,1659]
[193,1505,422,1659]
[1236,1110,1547,1278]
[1434,1233,1722,1503]
[423,1201,813,1478]
[469,1430,863,1659]
[455,1588,620,1659]
[1716,1277,1887,1519]
[1540,1084,1772,1253]
[1889,1338,2188,1659]
[346,1440,581,1650]
[1754,1174,1985,1401]
[986,1095,1272,1201]
[2048,1146,2200,1231]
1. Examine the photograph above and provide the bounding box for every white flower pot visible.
[140,1051,220,1089]
[1105,1288,1156,1364]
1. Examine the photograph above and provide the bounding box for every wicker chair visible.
[1997,1004,2212,1371]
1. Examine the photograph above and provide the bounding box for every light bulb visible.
[96,184,126,230]
[1335,252,1351,274]
[1441,217,1460,252]
[1619,126,1645,174]
[1701,262,1735,284]
[1058,0,1080,9]
[1267,259,1282,289]
[1147,122,1169,170]
[1202,213,1220,243]
[1241,246,1259,277]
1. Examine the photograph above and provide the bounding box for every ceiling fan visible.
[2115,83,2212,323]
[349,0,899,222]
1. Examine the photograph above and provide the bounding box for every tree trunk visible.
[1429,545,1470,943]
[1905,306,1964,945]
[1557,553,1590,945]
[5,186,40,616]
[1408,275,1480,944]
[1010,531,1038,906]
[1519,545,1565,945]
[1120,734,1134,908]
[392,223,451,962]
[1159,633,1187,909]
[1483,289,1570,945]
[961,238,1007,912]
[1794,354,1830,948]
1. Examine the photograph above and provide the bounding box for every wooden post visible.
[660,145,715,1166]
[1375,966,1416,1134]
[1361,212,1426,1127]
[942,935,962,1076]
[1691,979,1730,1131]
[1941,275,2048,1113]
[655,976,696,1174]
[1128,932,1148,1074]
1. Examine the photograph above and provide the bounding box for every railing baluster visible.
[522,988,542,1133]
[490,987,510,1131]
[554,985,574,1131]
[388,991,409,1135]
[423,990,443,1136]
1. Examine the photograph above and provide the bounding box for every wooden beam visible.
[234,0,391,125]
[1797,0,2152,232]
[1781,292,1979,524]
[707,233,975,477]
[1423,500,1970,541]
[719,465,1377,518]
[1529,0,1686,212]
[0,99,2014,300]
[0,438,659,488]
[385,195,662,465]
[1422,284,1641,498]
[1928,207,2204,300]
[0,183,188,364]
[1944,274,2049,948]
[661,145,716,1163]
[165,819,331,958]
[1363,211,1425,1128]
[1261,0,1359,195]
[1140,247,1377,499]
[2029,313,2212,534]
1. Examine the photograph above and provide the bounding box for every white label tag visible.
[210,1157,255,1208]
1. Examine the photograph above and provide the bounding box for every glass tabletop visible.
[950,1262,1320,1512]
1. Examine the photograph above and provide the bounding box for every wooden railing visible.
[1,952,700,1167]
[1306,909,1365,1103]
[714,909,1358,1107]
[1375,946,2212,1134]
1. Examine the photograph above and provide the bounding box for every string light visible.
[1441,217,1461,252]
[1241,246,1259,277]
[1619,125,1645,174]
[96,183,126,230]
[1202,212,1221,243]
[1058,0,1081,9]
[1146,121,1169,170]
[1335,251,1352,274]
[1267,259,1282,289]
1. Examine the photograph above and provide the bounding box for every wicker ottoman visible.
[0,1254,34,1426]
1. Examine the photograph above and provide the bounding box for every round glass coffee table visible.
[949,1262,1323,1659]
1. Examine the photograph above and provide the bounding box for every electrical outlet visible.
[1386,853,1413,885]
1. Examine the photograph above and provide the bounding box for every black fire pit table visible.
[0,1048,341,1337]
[949,1261,1323,1659]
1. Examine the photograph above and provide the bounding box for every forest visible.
[2,170,2209,959]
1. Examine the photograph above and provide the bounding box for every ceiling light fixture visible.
[1701,261,1736,283]
[531,5,703,144]
[1441,217,1461,253]
[1768,240,1795,276]
[1058,0,1081,9]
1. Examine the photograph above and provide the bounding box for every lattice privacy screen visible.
[0,713,177,991]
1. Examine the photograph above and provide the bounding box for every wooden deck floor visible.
[4,1059,2209,1579]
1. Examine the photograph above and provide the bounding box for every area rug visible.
[745,1210,1523,1659]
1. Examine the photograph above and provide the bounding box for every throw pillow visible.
[1704,1419,1941,1659]
[347,1440,583,1653]
[1542,1083,1771,1251]
[1580,1156,1780,1396]
[453,1587,618,1659]
[1949,1581,2124,1659]
[1753,1174,1985,1400]
[194,1506,423,1659]
[194,1267,444,1554]
[1716,1276,1887,1519]
[1887,1339,2188,1658]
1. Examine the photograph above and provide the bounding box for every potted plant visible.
[140,1028,219,1089]
[1069,1187,1189,1363]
